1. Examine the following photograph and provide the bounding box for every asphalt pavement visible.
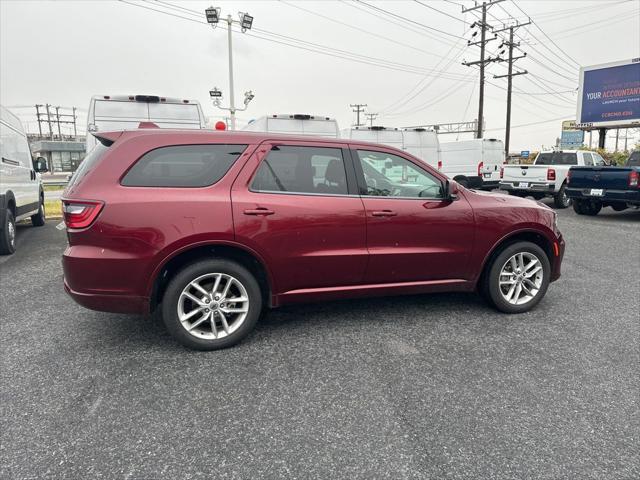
[1,204,639,479]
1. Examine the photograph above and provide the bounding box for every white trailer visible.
[243,114,340,138]
[439,138,504,189]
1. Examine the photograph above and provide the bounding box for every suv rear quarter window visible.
[121,144,247,187]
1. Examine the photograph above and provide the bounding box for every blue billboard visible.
[578,60,640,128]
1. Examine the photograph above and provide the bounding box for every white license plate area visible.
[517,182,529,188]
[589,189,604,196]
[483,173,492,178]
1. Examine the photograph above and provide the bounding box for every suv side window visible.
[583,153,594,166]
[356,150,444,199]
[121,144,247,187]
[251,145,348,195]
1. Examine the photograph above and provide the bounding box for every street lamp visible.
[205,6,255,130]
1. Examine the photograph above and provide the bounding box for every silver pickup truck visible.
[499,150,607,208]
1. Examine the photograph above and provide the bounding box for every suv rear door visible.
[231,140,368,295]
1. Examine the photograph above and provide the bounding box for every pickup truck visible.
[566,150,640,216]
[499,150,607,208]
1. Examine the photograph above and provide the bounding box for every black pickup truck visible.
[566,150,640,215]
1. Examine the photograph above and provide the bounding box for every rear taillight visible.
[567,169,572,184]
[437,160,442,170]
[477,161,484,176]
[630,170,639,188]
[500,167,504,179]
[62,200,104,229]
[547,168,556,181]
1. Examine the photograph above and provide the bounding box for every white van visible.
[340,126,440,168]
[1,105,48,254]
[86,95,207,150]
[243,114,340,138]
[439,138,504,189]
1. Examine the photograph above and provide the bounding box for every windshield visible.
[627,151,640,166]
[535,152,578,165]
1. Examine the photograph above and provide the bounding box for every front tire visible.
[0,209,16,255]
[161,259,262,351]
[553,183,571,209]
[31,196,45,227]
[485,242,551,314]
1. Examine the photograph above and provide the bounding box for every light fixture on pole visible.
[205,6,254,130]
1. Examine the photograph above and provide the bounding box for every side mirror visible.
[33,157,48,173]
[445,179,459,200]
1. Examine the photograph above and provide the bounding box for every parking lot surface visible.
[1,204,639,480]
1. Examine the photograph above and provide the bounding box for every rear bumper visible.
[499,181,556,194]
[64,279,148,314]
[62,245,150,314]
[566,187,640,204]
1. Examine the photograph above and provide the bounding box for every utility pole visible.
[72,107,78,138]
[350,104,367,127]
[462,0,504,139]
[55,106,62,140]
[45,104,53,140]
[365,113,378,127]
[615,128,619,152]
[35,105,43,137]
[493,22,529,156]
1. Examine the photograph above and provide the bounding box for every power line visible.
[413,0,468,24]
[508,0,581,68]
[278,0,455,62]
[354,0,465,42]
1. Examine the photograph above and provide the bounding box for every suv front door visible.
[231,141,367,296]
[353,147,475,284]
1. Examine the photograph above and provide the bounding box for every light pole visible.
[205,7,254,130]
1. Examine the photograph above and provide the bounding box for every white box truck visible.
[340,126,440,168]
[85,95,207,151]
[439,138,504,189]
[243,114,340,138]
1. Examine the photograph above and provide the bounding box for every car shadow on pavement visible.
[84,292,489,351]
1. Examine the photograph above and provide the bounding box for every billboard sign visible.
[576,58,640,129]
[560,119,584,148]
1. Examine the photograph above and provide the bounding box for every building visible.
[29,136,86,174]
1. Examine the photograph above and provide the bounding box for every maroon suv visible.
[62,129,564,350]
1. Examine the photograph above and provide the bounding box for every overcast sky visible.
[1,0,639,151]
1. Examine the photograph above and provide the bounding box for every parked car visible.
[85,94,207,150]
[566,150,640,215]
[243,114,340,138]
[499,150,606,208]
[439,138,504,189]
[62,129,565,350]
[0,105,48,255]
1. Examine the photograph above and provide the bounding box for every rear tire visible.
[31,197,45,227]
[574,199,601,216]
[553,183,571,209]
[485,241,551,314]
[161,258,262,351]
[0,209,16,255]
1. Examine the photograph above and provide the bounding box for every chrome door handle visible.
[243,208,275,216]
[371,210,397,217]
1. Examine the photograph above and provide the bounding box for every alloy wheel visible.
[177,273,249,340]
[498,252,544,305]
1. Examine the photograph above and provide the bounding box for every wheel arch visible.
[3,191,16,214]
[148,241,274,313]
[477,229,556,290]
